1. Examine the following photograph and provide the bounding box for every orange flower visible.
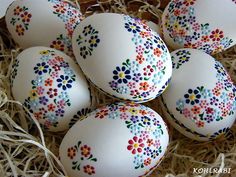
[15,25,24,36]
[139,110,147,116]
[144,158,152,166]
[201,35,210,42]
[83,165,95,175]
[153,48,162,57]
[45,78,53,87]
[20,12,32,23]
[191,106,201,115]
[50,40,65,52]
[80,145,91,157]
[14,6,23,15]
[196,121,204,128]
[139,82,149,91]
[67,147,77,159]
[136,54,145,64]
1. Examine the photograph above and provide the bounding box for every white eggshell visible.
[59,102,169,177]
[11,46,91,131]
[161,48,236,141]
[72,13,172,103]
[0,0,14,19]
[5,0,83,56]
[162,0,236,54]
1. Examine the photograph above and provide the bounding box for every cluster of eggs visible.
[4,0,236,176]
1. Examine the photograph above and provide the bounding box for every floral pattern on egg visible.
[48,0,83,37]
[67,141,97,175]
[22,50,76,130]
[176,61,236,128]
[10,5,32,36]
[93,102,165,170]
[163,0,234,54]
[47,0,83,55]
[76,25,100,59]
[108,15,170,101]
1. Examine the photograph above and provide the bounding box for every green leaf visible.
[135,165,140,169]
[138,123,144,127]
[91,158,97,162]
[72,161,77,165]
[77,164,80,171]
[144,77,149,81]
[77,141,81,148]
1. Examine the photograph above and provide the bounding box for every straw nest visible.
[0,0,235,177]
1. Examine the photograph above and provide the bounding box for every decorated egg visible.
[59,102,169,177]
[10,46,91,132]
[162,0,236,54]
[72,13,172,103]
[161,48,236,141]
[5,0,83,56]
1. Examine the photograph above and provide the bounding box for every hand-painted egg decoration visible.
[161,48,236,141]
[162,0,236,54]
[5,0,83,56]
[59,102,169,177]
[72,13,172,103]
[10,46,91,132]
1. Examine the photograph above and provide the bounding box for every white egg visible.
[11,46,91,132]
[72,13,172,103]
[161,0,236,54]
[146,21,161,35]
[59,102,169,177]
[161,48,236,141]
[5,0,83,56]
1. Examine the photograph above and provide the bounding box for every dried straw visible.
[0,0,235,177]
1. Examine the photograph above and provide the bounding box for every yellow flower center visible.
[134,143,139,148]
[39,66,44,71]
[119,72,125,78]
[63,80,67,84]
[189,94,196,101]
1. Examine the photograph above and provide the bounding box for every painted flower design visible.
[81,145,91,158]
[163,0,234,54]
[112,66,131,84]
[34,62,49,75]
[125,22,141,33]
[76,25,100,59]
[172,49,191,69]
[176,61,236,127]
[108,15,170,102]
[127,136,145,154]
[70,141,97,175]
[67,147,77,159]
[57,75,73,90]
[10,6,32,36]
[210,127,230,139]
[23,50,75,130]
[83,165,95,175]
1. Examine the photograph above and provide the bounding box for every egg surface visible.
[5,0,83,56]
[59,102,169,177]
[11,46,91,131]
[72,13,172,103]
[162,0,236,54]
[161,48,236,141]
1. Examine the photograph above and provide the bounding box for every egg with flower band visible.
[72,13,172,103]
[5,0,83,56]
[59,102,169,177]
[160,48,236,141]
[161,0,236,55]
[10,46,91,132]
